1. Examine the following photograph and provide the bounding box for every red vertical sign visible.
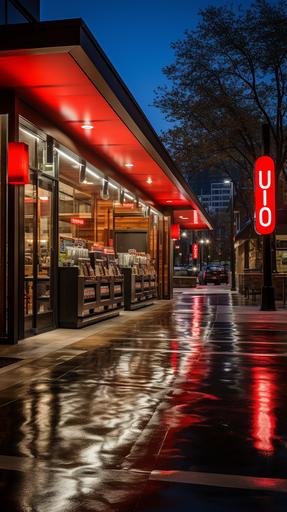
[171,224,180,240]
[8,142,29,184]
[254,156,276,235]
[192,243,198,260]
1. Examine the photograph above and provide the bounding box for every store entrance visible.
[24,173,56,337]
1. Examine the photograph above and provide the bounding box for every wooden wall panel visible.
[96,199,113,246]
[114,216,149,231]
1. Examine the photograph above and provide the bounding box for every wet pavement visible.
[0,287,287,510]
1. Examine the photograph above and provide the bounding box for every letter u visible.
[259,169,271,189]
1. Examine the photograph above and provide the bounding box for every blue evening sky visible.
[41,0,256,134]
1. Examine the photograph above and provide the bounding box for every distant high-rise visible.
[0,0,39,24]
[199,182,231,213]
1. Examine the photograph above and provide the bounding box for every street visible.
[0,287,287,510]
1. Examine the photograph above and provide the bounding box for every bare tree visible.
[155,0,287,220]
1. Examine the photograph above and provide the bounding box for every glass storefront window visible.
[21,118,56,335]
[37,184,53,315]
[24,183,35,319]
[57,144,162,257]
[59,181,95,254]
[58,151,108,257]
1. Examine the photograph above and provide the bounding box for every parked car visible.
[202,263,229,285]
[174,265,198,277]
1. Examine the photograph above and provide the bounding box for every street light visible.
[224,179,236,291]
[199,238,211,270]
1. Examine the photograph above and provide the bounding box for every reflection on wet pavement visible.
[0,289,287,510]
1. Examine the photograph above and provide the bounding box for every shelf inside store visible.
[58,266,124,328]
[25,276,50,281]
[121,267,157,311]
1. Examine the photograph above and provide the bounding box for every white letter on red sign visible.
[254,156,276,235]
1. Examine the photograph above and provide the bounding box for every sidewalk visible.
[0,287,286,511]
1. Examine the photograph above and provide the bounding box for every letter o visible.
[259,206,272,227]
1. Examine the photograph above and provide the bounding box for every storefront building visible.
[0,18,211,343]
[235,213,287,299]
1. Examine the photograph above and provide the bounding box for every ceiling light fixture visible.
[124,163,134,168]
[81,124,94,130]
[166,200,173,203]
[147,177,152,184]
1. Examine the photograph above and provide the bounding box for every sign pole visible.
[260,124,276,311]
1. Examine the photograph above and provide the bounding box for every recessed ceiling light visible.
[147,177,152,184]
[81,124,94,130]
[179,216,188,219]
[166,200,173,203]
[124,163,134,168]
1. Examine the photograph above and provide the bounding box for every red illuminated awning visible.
[0,19,211,230]
[173,209,207,230]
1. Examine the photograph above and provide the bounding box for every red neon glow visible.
[252,367,276,454]
[254,156,276,235]
[70,217,85,226]
[171,224,180,240]
[192,243,199,260]
[8,142,29,185]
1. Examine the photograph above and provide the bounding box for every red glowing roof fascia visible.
[0,19,211,230]
[173,209,207,230]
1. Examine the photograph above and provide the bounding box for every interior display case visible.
[119,250,157,310]
[58,243,123,327]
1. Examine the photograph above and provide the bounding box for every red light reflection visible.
[252,367,276,454]
[171,341,178,373]
[192,295,203,337]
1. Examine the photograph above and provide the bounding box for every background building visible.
[199,182,231,214]
[0,0,39,23]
